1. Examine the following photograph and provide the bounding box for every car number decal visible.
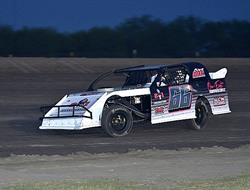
[168,85,192,111]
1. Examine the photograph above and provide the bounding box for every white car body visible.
[39,63,231,131]
[40,87,151,130]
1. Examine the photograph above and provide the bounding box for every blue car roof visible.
[114,62,206,73]
[115,64,167,73]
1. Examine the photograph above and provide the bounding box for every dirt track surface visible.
[0,58,249,157]
[1,146,250,187]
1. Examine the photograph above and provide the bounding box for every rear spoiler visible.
[209,68,227,79]
[40,104,92,120]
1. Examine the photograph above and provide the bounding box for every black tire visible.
[187,99,209,130]
[101,105,133,137]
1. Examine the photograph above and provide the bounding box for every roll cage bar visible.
[87,65,168,91]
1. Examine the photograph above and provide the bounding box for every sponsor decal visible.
[61,108,84,112]
[79,98,90,107]
[208,80,226,93]
[152,100,167,105]
[60,98,91,113]
[209,88,226,93]
[154,92,164,100]
[155,106,164,114]
[70,98,90,107]
[213,96,226,106]
[192,68,205,78]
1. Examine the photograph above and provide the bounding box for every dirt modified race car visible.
[40,62,231,137]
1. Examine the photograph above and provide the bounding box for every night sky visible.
[0,0,250,32]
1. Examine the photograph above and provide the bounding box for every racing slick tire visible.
[187,99,209,130]
[101,105,133,137]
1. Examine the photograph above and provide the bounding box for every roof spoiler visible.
[209,68,228,79]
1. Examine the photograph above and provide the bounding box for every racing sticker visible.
[207,80,226,93]
[69,98,90,107]
[213,96,226,106]
[60,108,83,113]
[168,85,192,112]
[79,98,90,107]
[154,106,165,114]
[153,92,165,100]
[192,68,205,78]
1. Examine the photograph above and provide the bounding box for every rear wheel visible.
[187,99,209,130]
[101,105,133,137]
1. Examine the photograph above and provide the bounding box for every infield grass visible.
[2,174,250,190]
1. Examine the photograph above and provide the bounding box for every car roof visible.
[114,62,206,73]
[114,64,167,73]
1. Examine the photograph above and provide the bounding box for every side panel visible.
[187,63,231,115]
[206,78,231,115]
[150,84,196,124]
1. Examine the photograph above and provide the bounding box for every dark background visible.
[0,0,250,57]
[1,0,250,31]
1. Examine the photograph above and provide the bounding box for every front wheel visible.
[186,99,209,130]
[101,105,133,137]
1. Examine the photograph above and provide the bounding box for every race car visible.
[40,62,231,137]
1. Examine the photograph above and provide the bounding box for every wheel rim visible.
[195,106,205,126]
[111,113,127,131]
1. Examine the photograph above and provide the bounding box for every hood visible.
[60,91,105,107]
[45,91,105,118]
